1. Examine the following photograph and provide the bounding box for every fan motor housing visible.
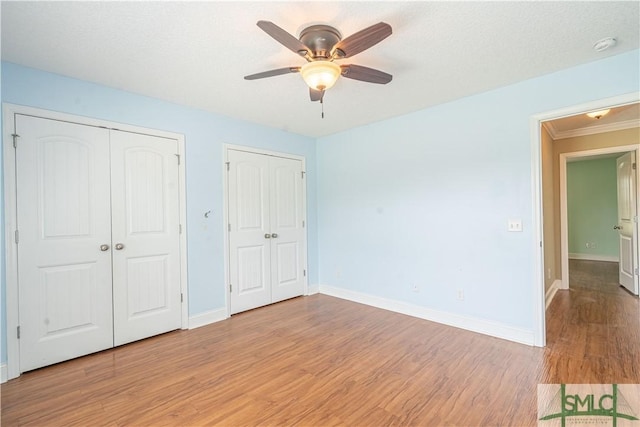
[299,25,342,59]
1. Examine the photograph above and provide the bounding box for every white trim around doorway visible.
[530,91,640,348]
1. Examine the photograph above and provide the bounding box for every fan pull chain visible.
[321,97,324,119]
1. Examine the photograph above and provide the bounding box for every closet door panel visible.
[228,150,272,314]
[269,156,305,303]
[110,131,182,346]
[16,115,114,372]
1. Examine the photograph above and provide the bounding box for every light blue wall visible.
[567,158,619,258]
[1,49,639,365]
[0,62,318,364]
[316,50,639,331]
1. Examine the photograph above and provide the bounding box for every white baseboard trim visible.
[306,284,320,295]
[319,285,535,346]
[545,279,562,309]
[1,363,7,383]
[189,307,228,329]
[569,253,619,262]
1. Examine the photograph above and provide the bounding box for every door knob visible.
[271,233,278,238]
[614,225,622,230]
[264,233,271,239]
[100,244,110,251]
[115,243,125,250]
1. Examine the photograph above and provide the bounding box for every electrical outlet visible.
[457,289,464,301]
[412,283,419,293]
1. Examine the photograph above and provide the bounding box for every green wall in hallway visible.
[567,157,619,259]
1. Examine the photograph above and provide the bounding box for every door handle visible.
[264,233,271,239]
[614,225,622,230]
[271,233,278,238]
[115,243,125,250]
[100,244,110,251]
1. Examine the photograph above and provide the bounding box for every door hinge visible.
[302,220,305,228]
[633,162,636,170]
[228,223,231,232]
[303,269,306,277]
[181,293,184,303]
[301,171,305,179]
[229,284,232,293]
[635,267,639,275]
[14,230,19,244]
[175,154,180,165]
[226,162,230,171]
[17,326,20,339]
[12,133,19,148]
[179,224,183,234]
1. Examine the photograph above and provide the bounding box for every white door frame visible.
[530,91,640,347]
[559,145,640,291]
[2,104,190,380]
[222,144,308,317]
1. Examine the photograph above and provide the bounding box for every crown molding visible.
[544,119,640,140]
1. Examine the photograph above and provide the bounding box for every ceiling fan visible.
[244,20,393,104]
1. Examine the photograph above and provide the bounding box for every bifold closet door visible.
[16,115,114,372]
[110,131,182,346]
[228,150,305,315]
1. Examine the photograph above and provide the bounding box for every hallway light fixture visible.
[586,109,610,119]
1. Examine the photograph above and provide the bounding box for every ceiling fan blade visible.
[310,88,324,102]
[244,67,300,80]
[257,21,311,57]
[341,64,392,84]
[332,22,392,58]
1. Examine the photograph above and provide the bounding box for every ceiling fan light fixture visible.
[586,109,611,119]
[300,61,341,91]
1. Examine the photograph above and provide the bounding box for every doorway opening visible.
[532,94,640,347]
[559,147,639,297]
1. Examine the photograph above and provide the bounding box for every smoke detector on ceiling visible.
[593,37,617,52]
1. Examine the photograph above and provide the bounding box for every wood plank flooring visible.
[2,259,638,426]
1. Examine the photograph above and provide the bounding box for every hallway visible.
[544,259,640,383]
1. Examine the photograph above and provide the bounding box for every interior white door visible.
[228,150,272,314]
[16,115,114,372]
[228,149,306,314]
[269,156,305,303]
[111,131,182,346]
[616,151,638,295]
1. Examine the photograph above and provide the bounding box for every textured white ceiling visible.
[2,1,639,137]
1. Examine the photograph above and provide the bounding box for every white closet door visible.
[228,150,272,314]
[110,131,182,346]
[16,115,114,372]
[270,156,305,303]
[228,149,305,314]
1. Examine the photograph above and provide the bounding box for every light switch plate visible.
[508,219,523,232]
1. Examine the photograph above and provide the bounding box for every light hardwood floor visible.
[2,259,639,426]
